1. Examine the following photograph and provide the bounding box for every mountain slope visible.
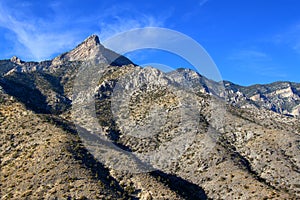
[0,90,126,199]
[0,35,299,199]
[86,65,299,199]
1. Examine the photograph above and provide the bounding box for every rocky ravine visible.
[0,35,300,199]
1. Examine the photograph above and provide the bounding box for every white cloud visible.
[0,2,168,61]
[228,50,270,61]
[97,5,167,41]
[199,0,210,6]
[0,2,81,61]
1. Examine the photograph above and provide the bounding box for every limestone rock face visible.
[224,81,300,117]
[292,105,300,116]
[250,93,261,101]
[10,56,24,65]
[52,34,133,66]
[52,35,102,63]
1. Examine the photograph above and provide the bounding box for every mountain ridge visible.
[1,34,299,199]
[1,34,299,118]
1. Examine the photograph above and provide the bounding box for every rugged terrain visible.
[0,35,299,199]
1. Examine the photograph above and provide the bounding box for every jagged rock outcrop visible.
[224,81,300,117]
[10,56,24,65]
[52,35,133,66]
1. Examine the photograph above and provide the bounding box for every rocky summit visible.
[0,35,299,199]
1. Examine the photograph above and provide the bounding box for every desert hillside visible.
[0,35,299,200]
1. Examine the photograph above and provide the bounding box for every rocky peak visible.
[52,34,133,66]
[84,34,101,45]
[52,35,103,64]
[73,34,101,52]
[10,56,24,65]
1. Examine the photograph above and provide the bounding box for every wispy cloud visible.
[181,0,210,22]
[255,66,287,78]
[228,50,270,62]
[227,49,286,78]
[0,2,82,61]
[288,26,300,54]
[97,5,167,41]
[0,2,168,61]
[199,0,210,7]
[272,23,300,54]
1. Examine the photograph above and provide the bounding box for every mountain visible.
[224,81,300,117]
[52,35,133,66]
[162,68,300,118]
[0,35,299,199]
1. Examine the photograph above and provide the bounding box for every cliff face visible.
[224,81,300,117]
[0,35,299,199]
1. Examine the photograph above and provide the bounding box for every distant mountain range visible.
[1,35,299,199]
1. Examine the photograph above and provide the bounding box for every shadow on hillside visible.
[39,73,65,94]
[42,115,129,198]
[0,76,51,114]
[42,114,208,199]
[0,73,71,114]
[68,137,128,197]
[150,170,208,200]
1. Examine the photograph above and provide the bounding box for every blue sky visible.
[0,0,299,85]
